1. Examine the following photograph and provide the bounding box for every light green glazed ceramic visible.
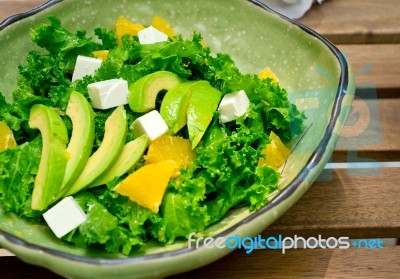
[0,0,355,278]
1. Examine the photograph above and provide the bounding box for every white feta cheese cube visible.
[218,90,250,123]
[87,79,129,110]
[138,26,168,45]
[43,196,87,239]
[131,110,168,141]
[72,55,103,82]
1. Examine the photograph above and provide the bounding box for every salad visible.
[0,16,305,255]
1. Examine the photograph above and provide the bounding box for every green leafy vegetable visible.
[31,16,98,65]
[158,192,210,244]
[0,137,42,218]
[94,28,118,50]
[18,51,72,101]
[64,189,157,254]
[151,106,280,244]
[205,55,306,143]
[74,191,142,255]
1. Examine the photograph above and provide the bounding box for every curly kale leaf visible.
[0,137,42,218]
[31,16,98,64]
[94,27,118,50]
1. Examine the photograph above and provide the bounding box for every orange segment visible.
[151,16,175,37]
[92,50,109,62]
[114,160,178,213]
[258,67,279,83]
[116,16,145,45]
[0,121,16,152]
[144,135,195,175]
[258,131,290,170]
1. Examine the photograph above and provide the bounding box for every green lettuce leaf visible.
[66,191,145,255]
[156,106,280,243]
[94,27,118,50]
[31,16,98,64]
[204,55,306,143]
[0,137,42,218]
[18,51,72,100]
[1,78,52,143]
[195,107,279,223]
[156,192,209,244]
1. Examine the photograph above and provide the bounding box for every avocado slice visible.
[66,106,128,195]
[128,71,184,113]
[187,81,222,148]
[29,104,69,211]
[60,91,95,195]
[89,135,149,187]
[160,81,197,134]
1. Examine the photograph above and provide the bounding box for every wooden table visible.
[1,0,399,278]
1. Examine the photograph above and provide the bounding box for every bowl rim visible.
[0,0,351,265]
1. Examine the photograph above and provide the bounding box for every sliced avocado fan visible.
[66,106,128,196]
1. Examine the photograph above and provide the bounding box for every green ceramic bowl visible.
[0,0,355,278]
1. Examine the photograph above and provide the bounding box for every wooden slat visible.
[0,0,46,23]
[333,98,400,162]
[264,168,400,239]
[333,150,400,163]
[300,0,400,44]
[174,247,400,278]
[0,249,13,256]
[338,44,400,97]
